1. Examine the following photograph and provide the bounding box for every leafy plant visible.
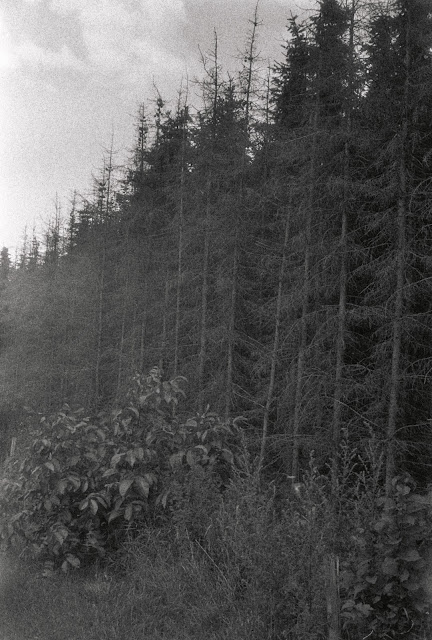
[340,474,432,638]
[0,368,237,572]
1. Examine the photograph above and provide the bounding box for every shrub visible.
[340,474,432,639]
[0,368,237,573]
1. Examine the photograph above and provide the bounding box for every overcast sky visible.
[0,0,311,253]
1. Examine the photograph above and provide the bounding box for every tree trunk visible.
[159,270,170,375]
[224,10,259,422]
[139,245,150,372]
[198,192,211,414]
[225,231,238,421]
[257,203,291,481]
[385,12,410,497]
[385,161,406,495]
[94,240,106,407]
[116,266,129,402]
[331,0,355,490]
[291,244,310,480]
[173,114,187,378]
[291,112,318,479]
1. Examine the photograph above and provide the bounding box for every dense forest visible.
[1,0,432,490]
[2,1,432,638]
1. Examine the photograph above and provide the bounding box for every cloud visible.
[141,0,186,31]
[0,8,14,71]
[49,0,88,14]
[13,40,86,71]
[49,0,187,81]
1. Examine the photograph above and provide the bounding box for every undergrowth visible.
[1,373,432,639]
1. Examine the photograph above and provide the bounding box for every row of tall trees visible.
[1,0,432,491]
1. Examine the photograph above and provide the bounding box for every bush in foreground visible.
[0,368,237,573]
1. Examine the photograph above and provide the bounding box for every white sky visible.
[0,0,311,253]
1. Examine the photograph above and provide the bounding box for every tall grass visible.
[3,449,430,640]
[0,471,332,640]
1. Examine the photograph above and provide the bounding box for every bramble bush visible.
[0,367,238,574]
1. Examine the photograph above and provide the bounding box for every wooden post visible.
[9,437,16,459]
[326,553,340,640]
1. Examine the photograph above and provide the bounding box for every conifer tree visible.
[271,0,352,479]
[359,0,432,490]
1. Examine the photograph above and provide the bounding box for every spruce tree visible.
[359,0,432,490]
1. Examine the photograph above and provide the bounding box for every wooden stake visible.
[326,553,340,640]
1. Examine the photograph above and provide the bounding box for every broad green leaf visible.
[66,554,80,568]
[169,452,184,468]
[139,392,152,405]
[186,450,196,466]
[355,603,372,616]
[50,458,61,472]
[382,557,399,576]
[195,444,209,454]
[144,473,156,485]
[62,509,72,523]
[119,477,134,497]
[42,561,54,578]
[102,468,117,478]
[67,475,81,490]
[134,477,150,498]
[405,579,422,592]
[221,449,234,464]
[400,549,421,562]
[114,496,124,510]
[162,491,168,507]
[110,453,123,467]
[401,514,416,525]
[44,462,55,472]
[57,479,68,494]
[126,450,136,467]
[108,510,121,523]
[54,531,65,545]
[89,499,98,515]
[396,483,411,496]
[383,581,395,595]
[124,503,133,521]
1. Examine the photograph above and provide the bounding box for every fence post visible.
[326,553,340,640]
[9,437,16,459]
